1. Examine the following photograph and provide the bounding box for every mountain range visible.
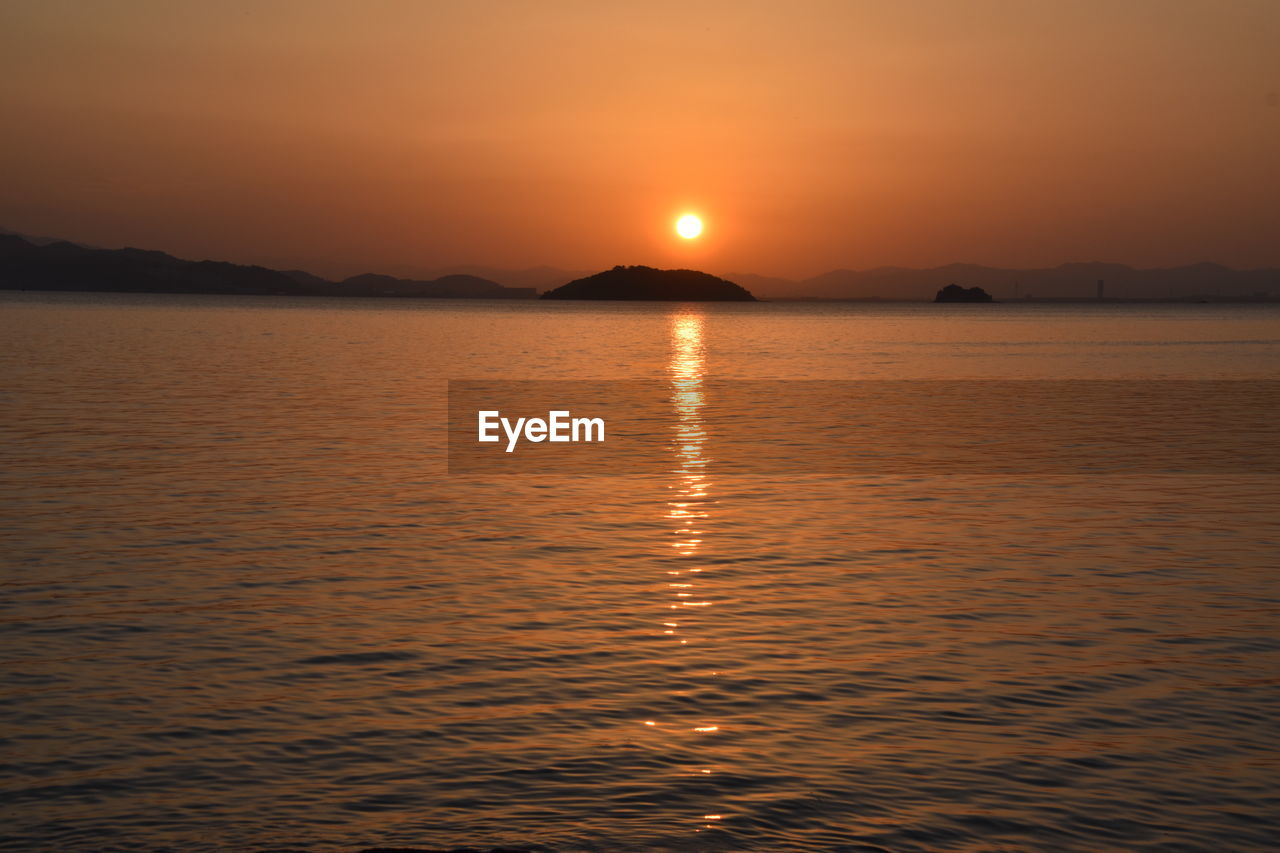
[0,233,535,299]
[2,228,1277,301]
[725,263,1280,301]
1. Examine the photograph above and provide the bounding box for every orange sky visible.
[2,1,1277,279]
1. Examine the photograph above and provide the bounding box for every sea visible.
[2,292,1278,852]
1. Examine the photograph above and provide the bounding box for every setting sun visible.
[676,214,703,240]
[3,4,1279,852]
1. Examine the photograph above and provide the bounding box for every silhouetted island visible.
[540,265,756,301]
[934,283,995,303]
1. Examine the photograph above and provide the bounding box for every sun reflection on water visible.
[665,310,711,617]
[658,309,730,835]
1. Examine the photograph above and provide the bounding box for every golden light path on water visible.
[5,297,1280,851]
[659,310,726,836]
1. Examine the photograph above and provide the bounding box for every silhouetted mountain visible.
[935,283,994,303]
[0,235,536,299]
[338,272,534,298]
[0,226,98,249]
[723,272,798,297]
[541,265,757,301]
[381,264,592,291]
[281,269,331,288]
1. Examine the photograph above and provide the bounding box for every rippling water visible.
[2,293,1278,852]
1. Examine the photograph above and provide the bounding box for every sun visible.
[676,214,703,239]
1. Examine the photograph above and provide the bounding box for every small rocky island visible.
[934,283,995,303]
[540,265,756,301]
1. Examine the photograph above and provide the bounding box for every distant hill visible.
[337,272,534,298]
[280,268,332,288]
[384,264,592,292]
[0,226,99,249]
[727,262,1280,301]
[0,235,536,299]
[722,272,798,298]
[541,265,757,301]
[935,283,994,303]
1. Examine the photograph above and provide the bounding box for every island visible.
[540,265,757,301]
[934,283,995,303]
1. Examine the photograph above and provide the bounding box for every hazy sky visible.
[2,1,1277,278]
